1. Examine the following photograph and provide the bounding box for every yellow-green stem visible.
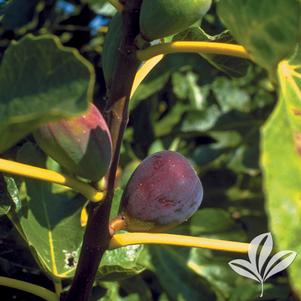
[110,233,249,253]
[0,276,59,301]
[137,41,251,62]
[107,0,124,11]
[0,158,104,202]
[53,279,62,296]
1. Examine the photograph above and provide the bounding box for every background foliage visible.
[0,0,300,300]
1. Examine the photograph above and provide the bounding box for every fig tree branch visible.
[0,276,59,301]
[0,158,104,202]
[137,41,251,61]
[110,233,250,253]
[64,1,142,300]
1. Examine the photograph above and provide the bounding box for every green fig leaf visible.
[109,188,123,220]
[102,13,122,87]
[0,0,39,30]
[97,244,145,281]
[261,46,301,296]
[140,209,247,301]
[217,0,301,73]
[0,34,95,152]
[174,27,250,77]
[0,176,11,216]
[91,282,140,301]
[15,142,86,279]
[95,188,145,281]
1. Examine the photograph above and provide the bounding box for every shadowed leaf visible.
[174,27,250,77]
[0,34,94,152]
[15,142,86,278]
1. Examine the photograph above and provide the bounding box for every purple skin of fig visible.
[119,150,203,232]
[34,104,112,181]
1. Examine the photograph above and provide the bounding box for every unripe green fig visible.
[33,104,112,181]
[116,150,203,232]
[102,13,122,88]
[140,0,212,41]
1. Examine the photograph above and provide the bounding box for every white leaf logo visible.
[228,232,297,297]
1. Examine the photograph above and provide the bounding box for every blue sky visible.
[57,1,108,33]
[1,0,108,33]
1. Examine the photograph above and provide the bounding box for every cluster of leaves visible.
[0,0,300,300]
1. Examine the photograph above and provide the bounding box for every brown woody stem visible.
[64,1,142,300]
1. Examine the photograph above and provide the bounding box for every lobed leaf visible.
[261,45,301,295]
[217,0,301,73]
[0,34,95,152]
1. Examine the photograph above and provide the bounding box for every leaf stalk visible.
[0,276,58,301]
[0,158,104,202]
[110,233,250,253]
[137,41,251,61]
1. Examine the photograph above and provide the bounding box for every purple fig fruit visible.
[118,150,203,232]
[33,104,112,181]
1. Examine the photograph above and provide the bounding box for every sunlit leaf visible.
[261,45,301,295]
[217,0,301,72]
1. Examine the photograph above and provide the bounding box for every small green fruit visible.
[33,104,112,181]
[140,0,212,41]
